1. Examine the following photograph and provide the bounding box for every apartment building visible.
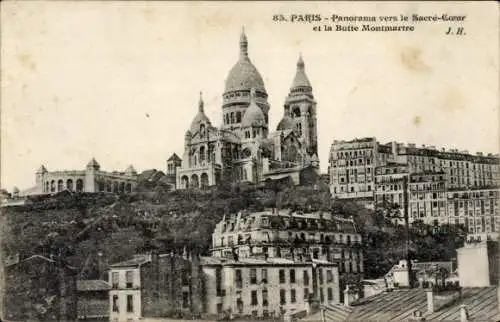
[202,257,338,319]
[108,252,203,322]
[374,163,409,208]
[330,139,499,199]
[329,137,379,200]
[210,209,363,304]
[330,138,500,233]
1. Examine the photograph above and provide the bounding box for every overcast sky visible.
[1,1,499,191]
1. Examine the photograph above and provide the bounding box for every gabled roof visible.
[138,169,166,182]
[109,255,150,268]
[5,254,76,271]
[303,287,500,322]
[167,153,182,162]
[77,279,110,292]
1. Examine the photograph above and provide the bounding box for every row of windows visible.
[44,179,133,194]
[218,233,359,248]
[112,295,134,313]
[111,269,190,289]
[112,293,190,314]
[335,149,374,159]
[338,174,373,183]
[111,271,134,289]
[231,268,334,288]
[334,185,372,193]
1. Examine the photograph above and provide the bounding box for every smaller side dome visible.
[36,165,48,174]
[125,165,137,176]
[277,115,294,131]
[242,88,266,127]
[86,158,100,170]
[291,53,312,89]
[189,92,212,133]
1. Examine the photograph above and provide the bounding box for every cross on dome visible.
[198,91,204,112]
[240,26,248,58]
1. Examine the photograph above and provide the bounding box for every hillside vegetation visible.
[1,177,466,280]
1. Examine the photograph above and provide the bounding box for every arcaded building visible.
[20,158,138,196]
[169,29,319,189]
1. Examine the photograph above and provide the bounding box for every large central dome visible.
[224,29,266,94]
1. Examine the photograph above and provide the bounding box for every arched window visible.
[200,146,206,164]
[45,181,49,192]
[225,114,230,125]
[244,169,248,180]
[200,173,209,188]
[66,179,73,191]
[57,179,64,192]
[236,111,241,123]
[230,112,235,124]
[292,107,301,118]
[76,179,84,192]
[233,146,239,159]
[50,180,56,192]
[190,174,199,188]
[126,183,132,193]
[200,124,205,136]
[181,176,189,189]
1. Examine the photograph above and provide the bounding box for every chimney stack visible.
[460,304,469,322]
[426,289,434,313]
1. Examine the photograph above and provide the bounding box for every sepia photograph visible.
[1,1,499,321]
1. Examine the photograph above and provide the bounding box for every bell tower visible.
[284,54,318,157]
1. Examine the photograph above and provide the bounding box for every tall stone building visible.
[204,209,363,318]
[108,252,203,322]
[168,29,319,189]
[329,138,500,233]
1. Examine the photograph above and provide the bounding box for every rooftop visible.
[200,256,335,267]
[77,279,110,292]
[304,287,500,321]
[109,254,151,268]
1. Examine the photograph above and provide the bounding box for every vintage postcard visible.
[1,1,499,321]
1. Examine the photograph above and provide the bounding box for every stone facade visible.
[457,235,499,288]
[3,255,77,321]
[108,252,203,322]
[209,209,363,305]
[330,138,500,233]
[201,257,338,319]
[170,29,319,190]
[21,158,138,196]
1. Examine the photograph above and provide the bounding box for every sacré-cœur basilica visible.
[168,28,320,189]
